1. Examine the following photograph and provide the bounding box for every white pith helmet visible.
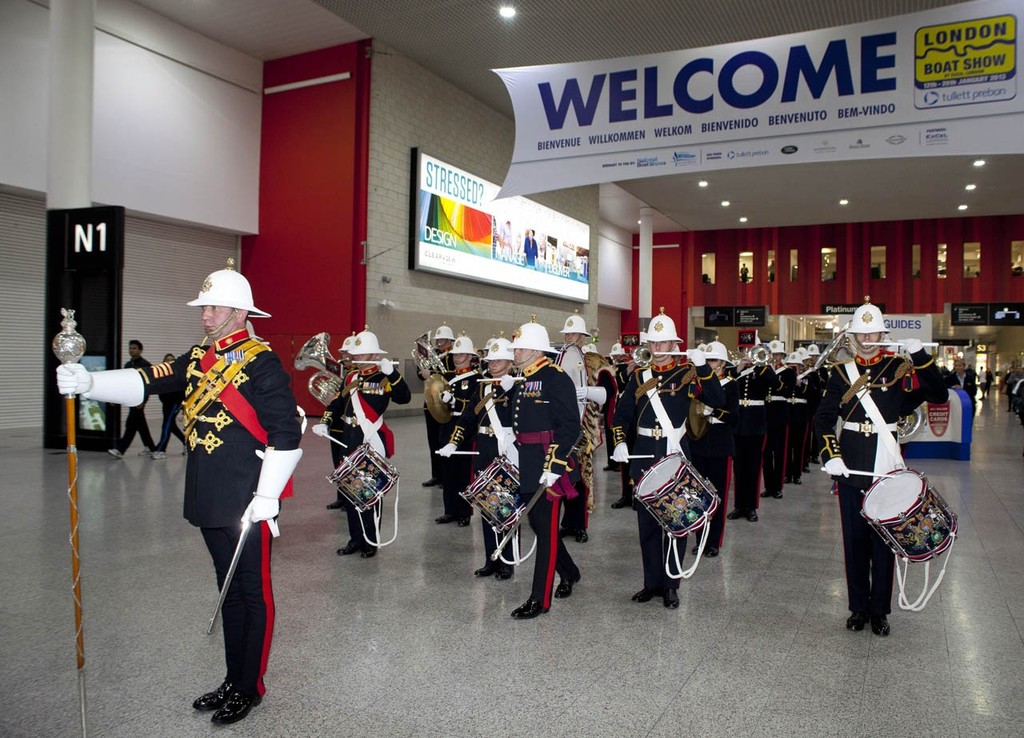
[785,351,803,365]
[340,332,357,354]
[796,346,811,362]
[704,341,730,362]
[805,343,821,357]
[186,258,269,317]
[610,342,625,357]
[642,308,682,343]
[560,311,591,336]
[768,339,786,355]
[848,297,886,334]
[485,338,514,361]
[512,318,554,353]
[434,324,456,341]
[451,335,476,355]
[581,343,598,354]
[350,328,387,355]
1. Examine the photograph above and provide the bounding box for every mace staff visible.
[51,308,89,736]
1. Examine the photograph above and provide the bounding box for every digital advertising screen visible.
[409,149,591,303]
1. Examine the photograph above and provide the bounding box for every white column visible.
[47,0,95,209]
[638,206,654,327]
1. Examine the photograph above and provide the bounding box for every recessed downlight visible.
[973,159,986,167]
[698,180,709,188]
[958,204,969,211]
[965,183,977,191]
[721,200,730,207]
[499,5,516,19]
[839,198,849,205]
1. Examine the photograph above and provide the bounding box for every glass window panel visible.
[789,248,799,281]
[821,247,837,281]
[912,244,921,278]
[739,251,753,283]
[767,250,776,283]
[1012,240,1024,277]
[963,241,980,278]
[701,253,715,285]
[937,243,947,279]
[870,245,886,279]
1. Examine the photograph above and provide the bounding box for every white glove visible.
[688,348,707,366]
[440,390,454,404]
[702,404,714,416]
[438,443,457,457]
[539,471,561,488]
[584,386,607,405]
[245,447,303,536]
[311,423,329,438]
[823,457,851,478]
[245,495,280,523]
[56,363,92,397]
[903,338,923,354]
[576,386,587,400]
[611,443,630,463]
[379,358,395,374]
[498,374,516,392]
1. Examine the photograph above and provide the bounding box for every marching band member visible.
[610,310,723,609]
[804,343,825,467]
[814,299,946,637]
[421,323,456,488]
[56,260,302,725]
[584,343,619,477]
[688,341,738,557]
[313,328,410,557]
[326,331,358,511]
[435,334,479,526]
[762,339,794,500]
[609,342,636,509]
[557,312,604,543]
[784,351,809,486]
[507,319,582,619]
[728,348,777,522]
[439,337,518,579]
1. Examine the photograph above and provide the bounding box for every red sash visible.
[200,345,294,498]
[345,371,395,457]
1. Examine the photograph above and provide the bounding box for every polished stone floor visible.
[2,396,1022,737]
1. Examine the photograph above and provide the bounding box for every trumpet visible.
[746,344,772,366]
[631,346,691,369]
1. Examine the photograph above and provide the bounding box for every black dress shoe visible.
[495,567,513,580]
[326,499,345,510]
[691,544,700,555]
[210,690,262,725]
[421,478,440,487]
[554,574,579,599]
[846,611,869,631]
[611,497,632,509]
[558,526,574,538]
[193,680,233,711]
[769,491,783,499]
[791,478,802,485]
[760,490,773,498]
[435,514,456,524]
[631,587,662,603]
[574,529,589,543]
[746,510,759,522]
[705,546,719,557]
[726,508,745,520]
[457,517,472,527]
[336,541,361,556]
[663,589,680,609]
[871,615,891,636]
[360,546,377,558]
[474,564,496,577]
[511,597,548,619]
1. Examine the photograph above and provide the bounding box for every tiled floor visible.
[2,397,1022,737]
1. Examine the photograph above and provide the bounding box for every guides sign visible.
[494,0,1022,196]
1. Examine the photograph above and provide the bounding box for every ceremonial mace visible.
[51,308,89,737]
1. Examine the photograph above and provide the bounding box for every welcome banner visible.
[494,0,1022,196]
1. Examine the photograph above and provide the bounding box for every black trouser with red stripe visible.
[837,482,895,616]
[202,523,275,697]
[734,434,765,512]
[521,443,579,608]
[763,424,788,494]
[691,453,731,548]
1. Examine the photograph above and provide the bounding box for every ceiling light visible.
[637,220,641,225]
[839,198,849,205]
[958,204,968,211]
[698,180,708,188]
[721,200,730,207]
[973,159,986,167]
[965,183,976,191]
[499,5,516,19]
[739,217,748,223]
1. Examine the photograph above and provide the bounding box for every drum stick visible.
[320,434,347,449]
[862,341,939,347]
[435,450,479,455]
[478,377,525,383]
[821,467,896,479]
[627,454,655,459]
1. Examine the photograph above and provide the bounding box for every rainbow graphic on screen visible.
[420,191,493,257]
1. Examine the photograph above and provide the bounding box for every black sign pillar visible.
[44,206,125,450]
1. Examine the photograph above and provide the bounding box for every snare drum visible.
[861,469,957,562]
[634,453,719,538]
[326,443,399,512]
[460,456,522,533]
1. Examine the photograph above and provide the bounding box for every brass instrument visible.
[632,345,654,368]
[413,333,453,423]
[294,332,343,406]
[897,407,925,441]
[814,329,854,370]
[746,344,772,366]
